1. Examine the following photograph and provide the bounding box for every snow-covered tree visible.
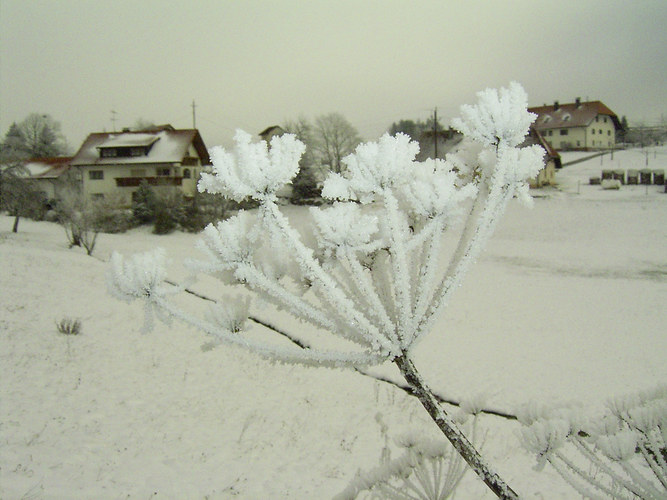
[108,82,544,499]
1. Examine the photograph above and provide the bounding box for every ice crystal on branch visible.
[519,385,667,498]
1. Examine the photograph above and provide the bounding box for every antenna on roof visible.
[191,99,197,129]
[110,108,118,132]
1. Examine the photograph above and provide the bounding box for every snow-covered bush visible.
[518,386,667,499]
[108,82,544,499]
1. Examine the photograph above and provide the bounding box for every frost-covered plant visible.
[56,317,82,336]
[108,82,543,499]
[337,405,485,500]
[518,386,667,499]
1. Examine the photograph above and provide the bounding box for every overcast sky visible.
[1,0,666,153]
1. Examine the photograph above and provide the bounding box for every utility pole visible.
[433,107,438,159]
[110,109,118,132]
[191,99,197,129]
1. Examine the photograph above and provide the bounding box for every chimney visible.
[554,101,560,111]
[122,127,130,132]
[575,97,581,108]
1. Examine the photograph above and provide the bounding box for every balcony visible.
[115,177,183,187]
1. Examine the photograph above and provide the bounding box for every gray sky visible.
[1,0,666,153]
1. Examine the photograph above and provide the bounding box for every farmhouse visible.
[528,99,622,151]
[69,125,210,205]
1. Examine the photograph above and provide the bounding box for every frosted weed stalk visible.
[108,82,544,498]
[518,386,667,499]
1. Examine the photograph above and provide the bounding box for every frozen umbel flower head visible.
[452,81,536,148]
[199,130,305,202]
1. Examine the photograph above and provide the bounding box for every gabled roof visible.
[522,127,561,167]
[258,125,285,139]
[528,100,622,131]
[24,157,73,179]
[70,127,211,166]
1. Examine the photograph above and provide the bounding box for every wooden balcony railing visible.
[115,177,183,187]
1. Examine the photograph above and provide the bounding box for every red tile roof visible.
[528,100,622,131]
[25,157,73,179]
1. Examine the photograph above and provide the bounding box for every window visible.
[89,170,104,180]
[560,129,568,136]
[592,129,595,135]
[100,148,117,158]
[599,130,603,134]
[547,130,553,136]
[183,168,191,179]
[608,131,611,136]
[603,117,607,123]
[595,116,599,122]
[577,141,581,147]
[156,167,170,176]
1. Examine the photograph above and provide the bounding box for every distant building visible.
[522,127,560,188]
[528,99,623,151]
[415,128,464,162]
[24,156,76,202]
[258,125,286,144]
[69,125,210,204]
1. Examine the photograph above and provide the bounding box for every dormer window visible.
[101,148,117,158]
[542,115,552,124]
[97,134,160,159]
[562,113,571,122]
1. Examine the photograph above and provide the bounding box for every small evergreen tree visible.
[132,181,157,224]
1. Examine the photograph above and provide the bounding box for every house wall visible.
[79,163,199,206]
[587,115,616,149]
[542,114,616,151]
[529,158,556,188]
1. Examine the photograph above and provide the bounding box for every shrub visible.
[132,181,157,224]
[152,189,183,235]
[56,317,81,335]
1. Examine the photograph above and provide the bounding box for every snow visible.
[1,147,666,498]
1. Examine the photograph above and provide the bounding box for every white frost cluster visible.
[199,130,305,202]
[518,386,667,499]
[109,82,544,369]
[451,81,536,148]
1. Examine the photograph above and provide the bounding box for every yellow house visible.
[70,125,210,205]
[528,99,622,151]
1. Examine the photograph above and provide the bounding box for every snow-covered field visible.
[1,147,666,499]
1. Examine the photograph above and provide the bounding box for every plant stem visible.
[394,353,519,499]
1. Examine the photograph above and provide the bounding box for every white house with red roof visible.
[69,125,210,205]
[528,99,623,151]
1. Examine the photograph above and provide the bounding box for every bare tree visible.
[312,113,362,174]
[16,113,68,157]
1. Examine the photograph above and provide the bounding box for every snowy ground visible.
[1,147,666,499]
